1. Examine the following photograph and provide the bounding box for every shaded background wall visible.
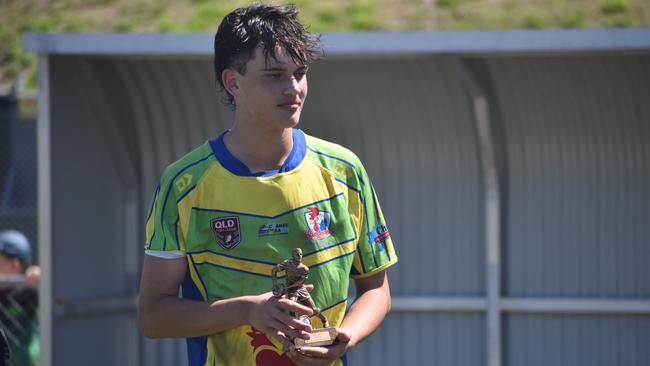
[0,95,37,254]
[26,31,650,366]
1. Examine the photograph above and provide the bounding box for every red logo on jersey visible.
[210,216,241,250]
[246,327,297,366]
[304,207,333,240]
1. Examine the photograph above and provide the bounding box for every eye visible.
[266,73,283,79]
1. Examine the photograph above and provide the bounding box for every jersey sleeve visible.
[144,173,186,253]
[350,160,398,279]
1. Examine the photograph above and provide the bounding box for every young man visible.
[137,4,397,366]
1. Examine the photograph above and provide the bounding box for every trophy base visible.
[294,327,337,348]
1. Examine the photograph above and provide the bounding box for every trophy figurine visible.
[272,248,337,348]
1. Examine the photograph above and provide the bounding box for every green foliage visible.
[88,0,116,4]
[116,16,138,32]
[523,15,545,29]
[347,2,378,30]
[601,0,629,14]
[308,6,340,32]
[317,7,338,26]
[560,12,587,28]
[438,0,463,7]
[23,16,57,33]
[288,0,309,6]
[187,3,230,32]
[608,15,636,27]
[157,15,185,33]
[63,17,89,32]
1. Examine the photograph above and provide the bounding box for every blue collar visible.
[209,129,306,177]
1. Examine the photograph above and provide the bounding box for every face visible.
[226,47,309,129]
[292,248,303,262]
[0,253,22,275]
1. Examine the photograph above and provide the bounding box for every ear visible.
[222,68,240,99]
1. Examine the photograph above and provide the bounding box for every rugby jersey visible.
[145,129,397,366]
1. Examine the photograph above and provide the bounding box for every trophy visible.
[272,248,336,348]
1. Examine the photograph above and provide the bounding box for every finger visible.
[298,343,347,360]
[267,304,312,334]
[277,298,314,316]
[287,349,331,366]
[269,316,313,340]
[335,327,352,343]
[268,319,305,340]
[270,331,295,353]
[297,345,331,358]
[304,284,314,292]
[276,311,313,333]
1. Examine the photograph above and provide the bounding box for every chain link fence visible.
[0,94,39,366]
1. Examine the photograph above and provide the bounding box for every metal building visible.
[25,29,650,366]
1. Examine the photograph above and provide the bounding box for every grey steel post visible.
[37,55,53,366]
[452,58,503,366]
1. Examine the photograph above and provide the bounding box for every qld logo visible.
[210,216,241,250]
[304,207,332,240]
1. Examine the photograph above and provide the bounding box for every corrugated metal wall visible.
[488,55,650,366]
[488,56,650,299]
[47,52,650,365]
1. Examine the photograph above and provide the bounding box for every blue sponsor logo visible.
[367,224,390,248]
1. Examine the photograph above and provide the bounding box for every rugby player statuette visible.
[272,248,336,348]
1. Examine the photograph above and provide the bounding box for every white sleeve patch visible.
[145,249,186,259]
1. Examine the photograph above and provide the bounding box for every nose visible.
[283,76,302,96]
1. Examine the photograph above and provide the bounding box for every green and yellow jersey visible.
[145,129,397,366]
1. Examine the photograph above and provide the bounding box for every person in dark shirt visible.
[0,230,40,366]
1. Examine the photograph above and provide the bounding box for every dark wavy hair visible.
[213,4,322,105]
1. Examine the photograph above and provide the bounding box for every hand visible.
[25,265,41,288]
[246,288,314,345]
[287,328,353,366]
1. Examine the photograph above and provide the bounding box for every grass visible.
[601,0,629,14]
[1,0,649,93]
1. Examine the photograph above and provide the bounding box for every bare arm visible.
[288,270,391,365]
[137,255,247,338]
[339,269,391,348]
[137,255,313,339]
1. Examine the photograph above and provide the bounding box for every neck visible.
[223,120,294,173]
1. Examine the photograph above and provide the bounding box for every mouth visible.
[278,101,301,111]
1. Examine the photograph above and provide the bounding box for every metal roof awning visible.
[24,28,650,57]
